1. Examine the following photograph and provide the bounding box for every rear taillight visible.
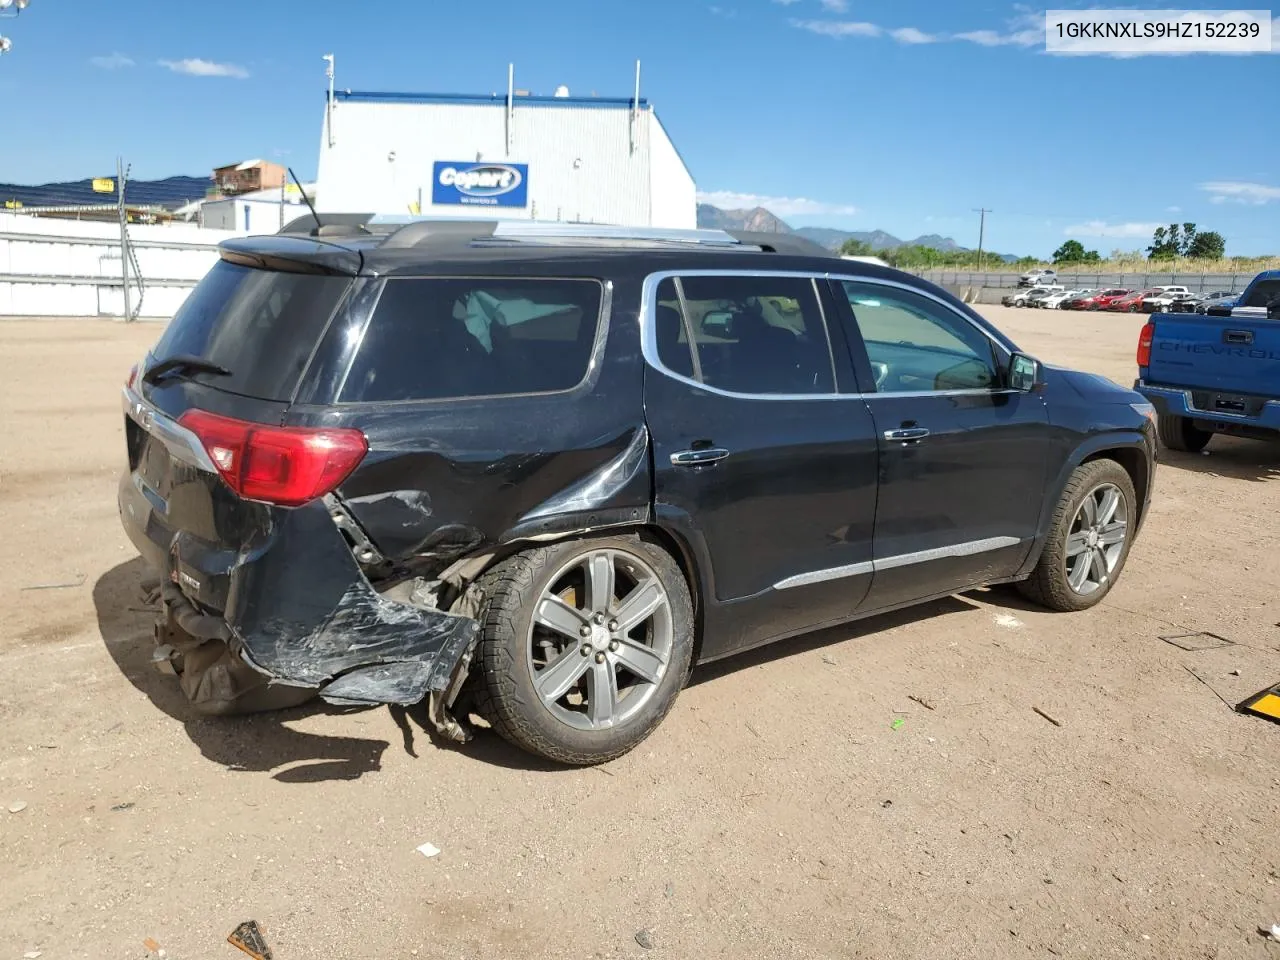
[179,409,367,507]
[126,363,139,390]
[1136,321,1155,367]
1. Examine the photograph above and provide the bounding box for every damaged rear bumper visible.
[120,472,480,723]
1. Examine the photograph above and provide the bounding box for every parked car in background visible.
[1004,285,1057,307]
[1152,285,1191,297]
[1038,289,1080,310]
[117,217,1158,765]
[1136,269,1280,453]
[1109,289,1162,313]
[1092,289,1133,310]
[1060,290,1099,310]
[1194,291,1240,314]
[1018,268,1058,288]
[1026,285,1067,307]
[1143,289,1197,313]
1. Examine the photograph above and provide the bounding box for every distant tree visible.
[1148,226,1178,261]
[1187,230,1226,260]
[839,238,875,257]
[1053,240,1087,263]
[1180,222,1198,255]
[1053,240,1101,264]
[1015,256,1041,267]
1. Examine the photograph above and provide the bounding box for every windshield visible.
[150,261,351,401]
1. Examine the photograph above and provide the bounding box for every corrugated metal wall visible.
[317,99,695,227]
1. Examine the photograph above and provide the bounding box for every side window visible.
[653,278,696,379]
[339,278,602,402]
[840,281,1001,393]
[658,275,835,395]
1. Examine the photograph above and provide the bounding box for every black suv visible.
[119,217,1156,765]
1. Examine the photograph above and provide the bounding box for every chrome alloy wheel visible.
[526,549,674,731]
[1064,482,1128,596]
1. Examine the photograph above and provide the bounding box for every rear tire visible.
[1018,459,1137,612]
[471,535,694,765]
[1156,414,1212,453]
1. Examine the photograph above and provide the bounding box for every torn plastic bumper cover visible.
[149,498,480,729]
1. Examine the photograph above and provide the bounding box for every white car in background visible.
[1038,289,1079,309]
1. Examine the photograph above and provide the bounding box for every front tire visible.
[471,535,694,765]
[1156,414,1212,453]
[1018,459,1137,612]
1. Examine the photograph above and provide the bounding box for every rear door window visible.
[653,275,836,395]
[339,278,603,402]
[150,261,351,400]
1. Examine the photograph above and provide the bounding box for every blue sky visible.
[2,0,1278,256]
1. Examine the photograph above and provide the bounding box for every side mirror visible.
[1008,352,1043,392]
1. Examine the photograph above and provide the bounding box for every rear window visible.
[1243,279,1280,309]
[152,261,350,400]
[338,278,603,403]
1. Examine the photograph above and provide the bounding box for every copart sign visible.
[431,161,529,207]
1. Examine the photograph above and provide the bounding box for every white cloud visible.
[1166,205,1182,213]
[819,0,849,11]
[158,58,250,79]
[891,27,938,43]
[1063,221,1161,239]
[90,52,134,69]
[771,0,803,4]
[698,190,858,217]
[1199,180,1280,205]
[709,5,737,16]
[791,18,881,37]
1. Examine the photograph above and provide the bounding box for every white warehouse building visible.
[314,75,696,229]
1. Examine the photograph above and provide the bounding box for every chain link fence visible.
[911,269,1262,294]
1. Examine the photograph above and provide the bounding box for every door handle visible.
[670,447,731,466]
[884,427,930,442]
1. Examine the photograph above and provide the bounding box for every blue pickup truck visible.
[1136,269,1280,451]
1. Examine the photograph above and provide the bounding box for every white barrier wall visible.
[0,212,251,320]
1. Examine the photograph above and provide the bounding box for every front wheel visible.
[1018,459,1137,612]
[1156,414,1212,453]
[471,535,695,765]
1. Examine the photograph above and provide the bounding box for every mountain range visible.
[696,203,1019,262]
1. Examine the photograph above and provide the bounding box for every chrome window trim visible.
[773,536,1024,590]
[640,269,1016,401]
[641,269,849,402]
[121,385,216,474]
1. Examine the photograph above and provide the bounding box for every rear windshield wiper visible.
[142,355,232,386]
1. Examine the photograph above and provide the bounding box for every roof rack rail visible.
[491,222,743,246]
[725,230,836,258]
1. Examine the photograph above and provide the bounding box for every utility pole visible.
[117,156,132,322]
[973,208,991,274]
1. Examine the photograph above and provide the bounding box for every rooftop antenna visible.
[505,63,514,157]
[323,53,336,147]
[630,60,641,154]
[288,167,323,234]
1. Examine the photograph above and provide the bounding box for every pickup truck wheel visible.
[1018,459,1137,612]
[1156,414,1212,453]
[470,535,694,766]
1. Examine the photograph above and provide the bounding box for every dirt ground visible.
[1,307,1278,960]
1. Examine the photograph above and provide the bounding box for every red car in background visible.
[1109,289,1162,312]
[1090,289,1132,310]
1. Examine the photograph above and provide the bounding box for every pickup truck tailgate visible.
[1146,314,1280,394]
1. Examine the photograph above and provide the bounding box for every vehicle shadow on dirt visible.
[94,557,393,783]
[1156,438,1280,484]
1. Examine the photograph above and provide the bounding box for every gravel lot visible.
[2,306,1278,960]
